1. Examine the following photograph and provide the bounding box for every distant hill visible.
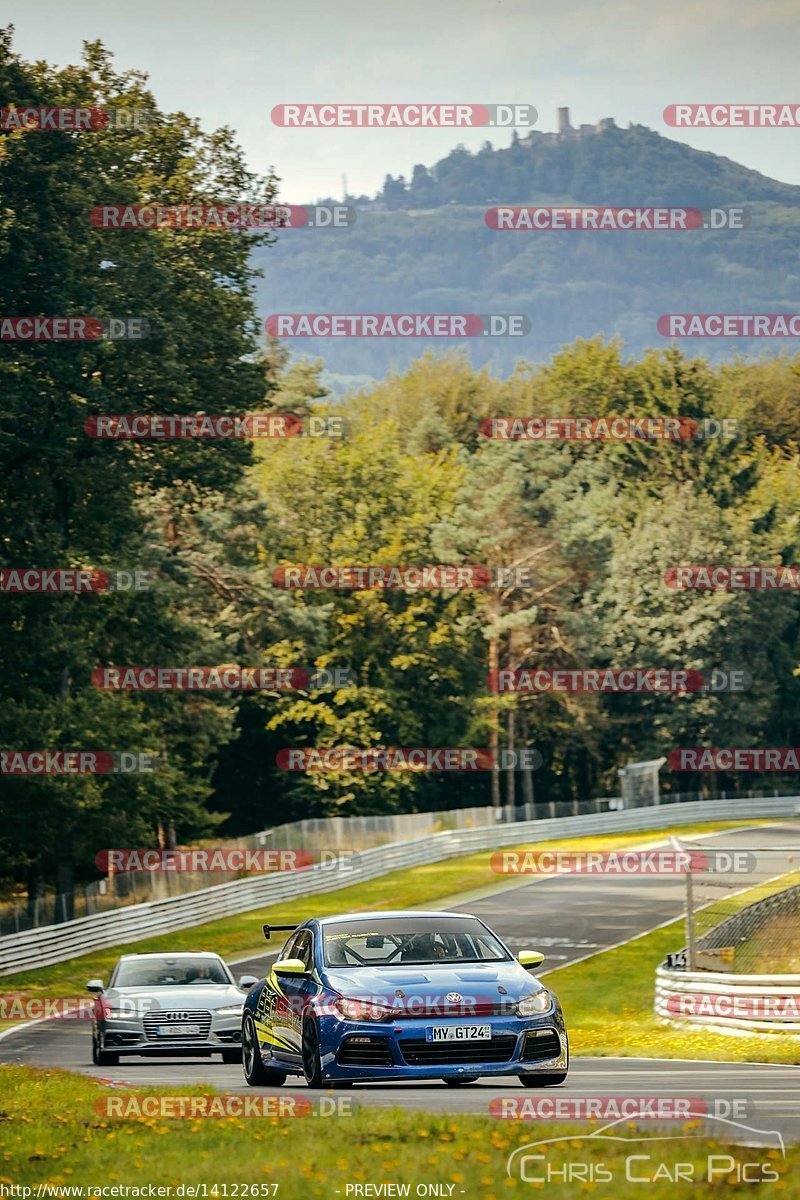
[375,120,800,209]
[254,120,800,381]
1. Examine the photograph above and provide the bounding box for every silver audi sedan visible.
[87,952,258,1065]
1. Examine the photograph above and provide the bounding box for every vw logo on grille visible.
[446,992,462,1004]
[165,1012,190,1021]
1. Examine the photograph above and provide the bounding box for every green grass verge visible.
[547,869,800,1064]
[0,1065,795,1195]
[2,820,772,994]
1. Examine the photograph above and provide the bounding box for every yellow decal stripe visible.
[254,1020,296,1052]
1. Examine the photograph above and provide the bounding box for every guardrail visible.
[2,794,796,977]
[655,965,800,1034]
[655,873,800,1034]
[1,803,513,934]
[2,789,782,934]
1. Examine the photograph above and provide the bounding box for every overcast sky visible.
[9,0,800,201]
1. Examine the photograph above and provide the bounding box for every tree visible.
[0,31,281,909]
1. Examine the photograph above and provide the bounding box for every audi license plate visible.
[425,1024,491,1042]
[157,1024,201,1036]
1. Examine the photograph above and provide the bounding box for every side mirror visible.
[86,979,105,993]
[518,951,545,971]
[238,974,259,990]
[273,957,308,977]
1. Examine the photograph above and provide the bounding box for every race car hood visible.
[322,962,542,1006]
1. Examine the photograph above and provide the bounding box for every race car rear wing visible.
[262,922,300,941]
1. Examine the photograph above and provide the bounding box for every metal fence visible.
[0,788,786,935]
[675,838,800,972]
[0,804,502,935]
[0,794,796,977]
[696,882,800,973]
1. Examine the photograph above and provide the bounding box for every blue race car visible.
[241,910,568,1087]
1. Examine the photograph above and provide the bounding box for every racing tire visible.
[517,1072,568,1087]
[92,1032,119,1067]
[442,1076,480,1086]
[301,1016,324,1088]
[221,1048,243,1064]
[242,1014,287,1087]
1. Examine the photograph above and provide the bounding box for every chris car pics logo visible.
[506,1113,784,1185]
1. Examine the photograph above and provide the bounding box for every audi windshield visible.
[111,957,233,987]
[322,916,511,967]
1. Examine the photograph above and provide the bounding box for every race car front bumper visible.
[314,1007,569,1082]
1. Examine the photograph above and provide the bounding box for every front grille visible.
[521,1030,562,1061]
[143,1009,212,1042]
[337,1036,393,1067]
[399,1035,517,1065]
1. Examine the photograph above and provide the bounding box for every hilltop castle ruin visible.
[519,107,617,147]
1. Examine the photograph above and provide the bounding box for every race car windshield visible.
[322,916,510,967]
[112,957,232,987]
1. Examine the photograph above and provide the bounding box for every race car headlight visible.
[335,997,393,1022]
[516,991,552,1017]
[215,1004,245,1017]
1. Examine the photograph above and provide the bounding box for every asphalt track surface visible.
[3,823,800,1140]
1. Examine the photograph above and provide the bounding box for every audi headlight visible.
[516,991,552,1017]
[103,1009,135,1020]
[216,1004,245,1017]
[335,997,393,1022]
